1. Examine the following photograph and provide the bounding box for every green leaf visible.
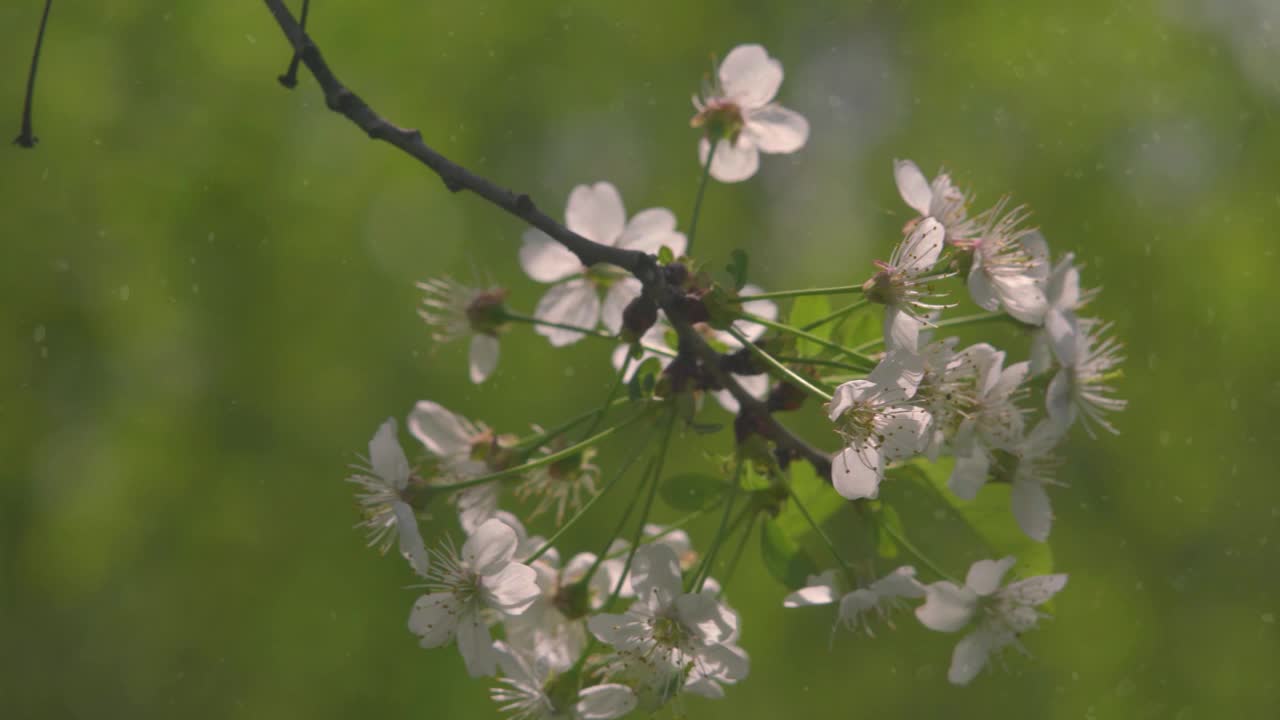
[660,472,727,512]
[889,458,1054,577]
[725,249,749,291]
[760,516,818,589]
[775,461,846,540]
[834,306,878,348]
[876,504,903,559]
[657,245,674,264]
[789,296,831,355]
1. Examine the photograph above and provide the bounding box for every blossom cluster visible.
[342,43,1125,715]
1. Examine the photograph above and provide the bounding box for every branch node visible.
[515,194,534,214]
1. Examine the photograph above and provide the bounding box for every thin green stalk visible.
[716,510,759,598]
[443,412,647,492]
[786,481,855,583]
[725,285,864,302]
[873,512,957,583]
[582,454,657,585]
[512,396,635,452]
[726,326,833,402]
[849,311,1006,353]
[524,420,654,564]
[692,455,744,593]
[582,354,632,439]
[772,356,869,373]
[739,311,876,369]
[607,408,678,606]
[686,141,717,255]
[801,298,869,332]
[502,310,616,340]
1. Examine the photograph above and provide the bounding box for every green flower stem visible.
[786,481,855,583]
[849,311,1007,353]
[800,298,869,332]
[443,411,648,493]
[582,454,657,587]
[524,419,655,565]
[726,326,833,402]
[607,407,678,606]
[772,355,869,373]
[686,140,717,256]
[716,510,760,598]
[872,510,958,583]
[512,396,636,452]
[502,310,617,340]
[725,285,865,302]
[582,353,632,439]
[738,311,877,369]
[691,454,744,593]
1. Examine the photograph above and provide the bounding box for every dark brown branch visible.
[258,0,832,479]
[13,0,53,148]
[277,0,311,89]
[260,0,658,284]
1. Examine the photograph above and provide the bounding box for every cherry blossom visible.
[417,276,509,383]
[347,418,430,577]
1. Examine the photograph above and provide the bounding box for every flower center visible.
[691,98,745,142]
[465,289,509,334]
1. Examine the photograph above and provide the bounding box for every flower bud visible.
[621,295,658,343]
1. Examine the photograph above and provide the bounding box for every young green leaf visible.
[660,472,728,511]
[760,516,818,589]
[789,295,832,355]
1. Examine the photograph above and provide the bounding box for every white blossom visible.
[965,199,1049,324]
[503,548,616,672]
[827,354,932,500]
[519,182,687,346]
[347,418,430,577]
[406,400,507,534]
[1029,252,1098,375]
[862,217,954,353]
[783,566,925,637]
[947,344,1030,500]
[408,519,541,677]
[1009,420,1067,542]
[490,641,637,720]
[915,557,1068,685]
[692,44,809,183]
[893,159,979,243]
[1046,317,1127,435]
[417,276,508,383]
[587,544,739,689]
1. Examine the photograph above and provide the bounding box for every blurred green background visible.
[3,1,1278,717]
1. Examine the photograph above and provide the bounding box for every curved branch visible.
[260,0,658,284]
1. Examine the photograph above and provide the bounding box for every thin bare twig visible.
[14,0,54,148]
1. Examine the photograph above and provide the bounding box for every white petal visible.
[744,105,809,154]
[700,137,760,184]
[368,418,409,488]
[915,581,978,632]
[576,684,637,720]
[408,592,460,647]
[878,408,930,461]
[713,372,768,414]
[898,216,945,274]
[586,612,645,650]
[718,43,783,108]
[462,518,519,575]
[838,589,880,627]
[734,284,779,340]
[533,279,603,347]
[949,444,990,501]
[519,228,581,283]
[1029,329,1054,376]
[832,444,882,500]
[1047,252,1080,309]
[617,207,686,257]
[456,608,498,677]
[1021,231,1051,281]
[1011,478,1053,542]
[1001,573,1068,606]
[965,557,1015,596]
[482,562,541,614]
[1046,368,1076,430]
[993,360,1030,401]
[948,629,998,685]
[867,351,926,399]
[783,574,840,608]
[675,592,734,646]
[392,501,430,577]
[566,181,625,246]
[407,400,473,459]
[1045,308,1079,367]
[870,566,926,599]
[967,261,1001,312]
[994,274,1048,324]
[893,158,934,217]
[828,379,875,421]
[1022,419,1065,458]
[468,334,499,384]
[883,306,922,354]
[601,277,643,335]
[629,543,683,610]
